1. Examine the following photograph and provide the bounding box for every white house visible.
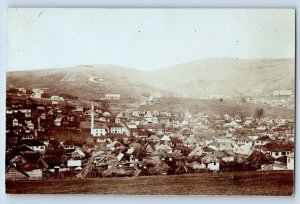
[110,124,125,134]
[223,114,231,121]
[21,134,35,140]
[126,122,137,129]
[152,117,159,124]
[144,113,153,123]
[91,124,107,136]
[233,144,253,155]
[160,135,171,143]
[72,148,86,159]
[272,90,292,96]
[256,126,267,131]
[244,116,254,123]
[104,94,121,100]
[147,135,160,142]
[132,111,140,117]
[6,110,13,115]
[12,118,19,126]
[30,89,44,99]
[188,146,203,157]
[201,154,220,171]
[62,142,75,151]
[27,122,35,130]
[256,144,292,159]
[54,117,62,126]
[155,144,172,154]
[247,135,259,141]
[234,115,242,123]
[67,160,82,169]
[148,96,154,103]
[215,137,231,143]
[254,136,272,146]
[115,117,121,124]
[51,96,64,105]
[26,143,46,153]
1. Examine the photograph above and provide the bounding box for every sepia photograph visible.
[5,8,295,195]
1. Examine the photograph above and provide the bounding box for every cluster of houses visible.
[247,89,294,110]
[5,88,294,181]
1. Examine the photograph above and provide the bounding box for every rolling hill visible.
[154,58,295,97]
[6,64,171,100]
[6,58,295,100]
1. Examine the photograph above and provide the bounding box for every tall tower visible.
[91,101,94,134]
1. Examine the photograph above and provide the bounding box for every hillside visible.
[141,97,293,118]
[6,64,171,99]
[6,58,295,99]
[154,58,295,97]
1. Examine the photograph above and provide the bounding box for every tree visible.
[219,98,224,102]
[255,107,264,119]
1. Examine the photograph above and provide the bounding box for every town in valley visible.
[5,85,294,183]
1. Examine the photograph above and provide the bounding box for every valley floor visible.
[6,170,293,195]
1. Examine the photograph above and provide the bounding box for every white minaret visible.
[91,101,94,134]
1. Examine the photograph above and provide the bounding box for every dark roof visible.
[19,139,46,147]
[44,147,66,157]
[275,156,287,164]
[256,142,293,152]
[257,136,272,141]
[17,145,35,153]
[243,150,273,170]
[202,146,215,152]
[18,162,40,172]
[108,123,123,128]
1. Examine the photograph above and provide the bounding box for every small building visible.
[234,115,242,123]
[104,94,121,100]
[91,123,107,136]
[67,160,82,170]
[256,143,292,159]
[201,154,220,171]
[72,148,86,159]
[30,89,44,99]
[132,111,139,117]
[12,118,19,126]
[223,114,231,121]
[272,90,292,96]
[109,124,125,134]
[22,140,47,153]
[254,136,272,146]
[54,117,62,126]
[51,96,64,105]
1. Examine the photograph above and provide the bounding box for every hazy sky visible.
[6,8,295,71]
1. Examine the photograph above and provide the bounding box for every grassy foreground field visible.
[6,171,293,195]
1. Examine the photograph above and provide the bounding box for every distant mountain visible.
[6,58,294,99]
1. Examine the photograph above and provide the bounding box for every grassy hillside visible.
[155,58,295,97]
[6,171,293,195]
[7,64,171,99]
[6,58,295,99]
[144,97,293,119]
